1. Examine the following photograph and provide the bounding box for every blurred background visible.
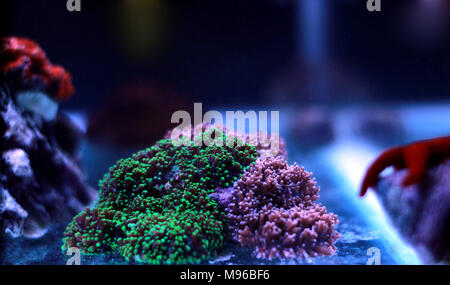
[1,0,449,109]
[1,0,449,265]
[2,0,449,151]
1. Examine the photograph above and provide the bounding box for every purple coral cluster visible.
[224,157,340,259]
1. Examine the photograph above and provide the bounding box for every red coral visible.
[0,37,74,100]
[360,136,450,196]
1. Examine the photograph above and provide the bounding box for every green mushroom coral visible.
[62,127,258,264]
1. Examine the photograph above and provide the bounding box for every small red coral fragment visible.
[0,36,74,100]
[360,136,450,197]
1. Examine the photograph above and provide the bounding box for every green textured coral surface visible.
[62,129,257,264]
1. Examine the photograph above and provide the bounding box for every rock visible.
[0,186,28,237]
[376,163,450,263]
[0,82,96,238]
[2,149,33,178]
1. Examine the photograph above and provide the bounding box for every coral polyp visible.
[63,128,258,264]
[63,125,340,264]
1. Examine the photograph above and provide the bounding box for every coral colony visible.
[226,156,340,259]
[63,124,340,264]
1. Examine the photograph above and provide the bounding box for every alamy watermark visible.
[366,247,381,265]
[170,103,280,156]
[66,247,81,265]
[367,0,381,12]
[67,0,81,12]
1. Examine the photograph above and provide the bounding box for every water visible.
[3,103,447,265]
